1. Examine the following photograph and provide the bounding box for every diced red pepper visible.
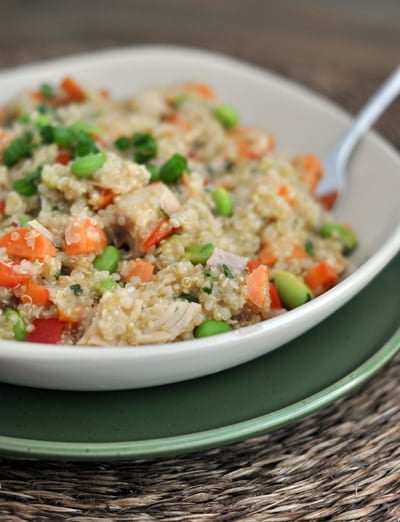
[269,282,282,309]
[141,218,181,251]
[56,148,72,165]
[246,259,262,272]
[26,318,65,344]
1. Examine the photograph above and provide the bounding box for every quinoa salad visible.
[0,77,358,345]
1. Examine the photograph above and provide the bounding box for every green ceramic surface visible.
[0,255,399,461]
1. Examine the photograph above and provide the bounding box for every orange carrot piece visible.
[165,111,191,131]
[318,190,338,210]
[124,259,155,283]
[291,244,308,259]
[63,217,107,256]
[247,264,269,308]
[181,82,215,99]
[246,259,262,272]
[233,127,275,160]
[259,245,277,266]
[90,187,115,210]
[56,148,72,165]
[21,280,50,306]
[278,183,296,205]
[60,76,86,102]
[303,261,338,295]
[293,153,323,193]
[0,261,32,288]
[142,218,181,251]
[0,228,57,260]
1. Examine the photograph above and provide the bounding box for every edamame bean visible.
[93,245,121,273]
[71,151,107,177]
[184,243,215,265]
[194,319,232,338]
[212,187,233,217]
[5,309,26,341]
[213,104,239,129]
[97,278,119,295]
[319,223,358,253]
[273,271,313,309]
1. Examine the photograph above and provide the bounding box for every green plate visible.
[0,255,399,461]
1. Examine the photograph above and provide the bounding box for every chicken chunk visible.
[78,286,202,346]
[113,182,181,256]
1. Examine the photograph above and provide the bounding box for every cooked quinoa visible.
[0,77,357,345]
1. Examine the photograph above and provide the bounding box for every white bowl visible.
[0,46,399,390]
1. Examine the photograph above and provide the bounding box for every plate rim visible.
[0,325,398,460]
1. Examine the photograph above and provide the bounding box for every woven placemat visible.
[0,46,399,521]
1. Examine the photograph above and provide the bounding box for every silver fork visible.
[316,66,400,207]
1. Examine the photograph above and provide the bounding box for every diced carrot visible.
[56,148,72,165]
[57,306,80,324]
[269,282,282,309]
[318,190,338,210]
[278,183,296,205]
[20,280,50,306]
[0,200,5,214]
[141,217,181,251]
[246,259,262,272]
[165,111,191,131]
[63,217,107,256]
[98,88,110,99]
[292,153,323,193]
[89,187,115,210]
[291,244,308,259]
[258,245,277,266]
[247,264,269,308]
[303,261,338,295]
[232,127,275,160]
[60,76,86,102]
[180,82,215,99]
[0,260,32,287]
[124,259,155,283]
[0,228,57,260]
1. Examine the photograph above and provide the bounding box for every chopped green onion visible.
[12,166,42,196]
[93,245,121,273]
[147,165,160,182]
[178,294,199,303]
[222,264,233,279]
[71,152,107,178]
[3,135,32,166]
[40,125,55,144]
[305,238,315,256]
[69,122,103,136]
[5,309,26,341]
[18,113,30,124]
[194,319,232,338]
[213,104,239,130]
[159,153,187,183]
[114,136,132,151]
[53,126,74,147]
[212,187,233,217]
[70,284,83,296]
[132,133,158,163]
[40,83,55,99]
[171,94,189,108]
[184,243,214,265]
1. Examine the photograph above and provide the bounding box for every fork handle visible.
[337,65,400,167]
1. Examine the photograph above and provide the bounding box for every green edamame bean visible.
[93,245,121,273]
[184,243,215,265]
[194,319,232,338]
[213,105,239,129]
[5,309,26,341]
[212,187,233,217]
[71,151,107,178]
[273,271,313,309]
[319,223,358,253]
[97,278,119,295]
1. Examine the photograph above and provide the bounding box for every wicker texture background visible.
[0,1,399,520]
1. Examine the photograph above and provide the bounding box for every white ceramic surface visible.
[0,46,399,391]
